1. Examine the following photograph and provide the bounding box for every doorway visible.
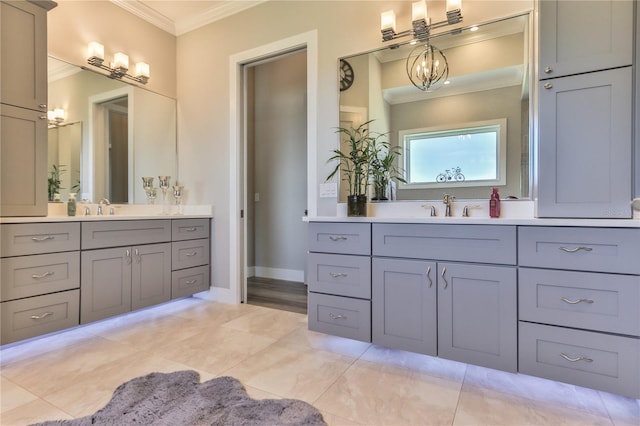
[243,50,308,312]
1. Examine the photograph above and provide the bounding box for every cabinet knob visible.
[544,66,553,74]
[544,83,553,90]
[39,115,47,120]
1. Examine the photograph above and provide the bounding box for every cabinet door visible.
[0,104,47,216]
[539,0,632,79]
[372,258,437,356]
[131,243,171,310]
[538,68,632,218]
[437,263,517,372]
[0,1,49,110]
[81,247,132,324]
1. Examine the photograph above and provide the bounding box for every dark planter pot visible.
[347,194,367,217]
[372,184,388,201]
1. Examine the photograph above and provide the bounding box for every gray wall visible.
[391,85,526,200]
[249,51,308,280]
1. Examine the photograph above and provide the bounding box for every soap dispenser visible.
[67,193,77,216]
[489,188,500,218]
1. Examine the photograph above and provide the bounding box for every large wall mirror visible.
[47,57,177,204]
[339,13,531,201]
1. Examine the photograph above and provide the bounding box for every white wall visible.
[251,51,307,282]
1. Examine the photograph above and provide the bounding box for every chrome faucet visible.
[421,204,437,217]
[443,193,455,217]
[97,198,110,216]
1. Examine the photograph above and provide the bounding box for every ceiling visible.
[111,0,268,36]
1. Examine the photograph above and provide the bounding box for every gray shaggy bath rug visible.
[32,370,327,426]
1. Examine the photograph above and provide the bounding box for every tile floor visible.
[1,297,638,425]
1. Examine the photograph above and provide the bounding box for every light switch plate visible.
[319,183,337,198]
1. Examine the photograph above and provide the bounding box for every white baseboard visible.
[249,266,304,282]
[199,286,240,304]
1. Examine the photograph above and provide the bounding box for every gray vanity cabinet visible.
[372,258,437,356]
[0,0,56,217]
[80,221,172,323]
[171,219,211,298]
[0,222,80,344]
[436,262,517,372]
[371,223,518,372]
[81,243,172,323]
[518,226,640,398]
[307,222,372,342]
[538,0,633,80]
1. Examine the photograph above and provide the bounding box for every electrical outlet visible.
[254,193,260,202]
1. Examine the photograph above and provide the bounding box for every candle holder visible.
[173,185,184,215]
[158,176,170,214]
[145,187,157,204]
[142,177,155,204]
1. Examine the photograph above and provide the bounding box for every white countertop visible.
[306,200,640,228]
[0,203,213,224]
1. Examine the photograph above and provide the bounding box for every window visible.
[399,119,507,189]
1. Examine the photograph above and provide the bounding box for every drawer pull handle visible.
[31,271,54,279]
[441,267,448,289]
[559,246,593,253]
[560,297,594,305]
[329,235,347,241]
[31,236,54,242]
[185,252,198,257]
[126,249,132,265]
[329,272,347,278]
[185,279,197,285]
[560,353,593,363]
[185,227,198,232]
[31,312,54,320]
[329,313,347,320]
[135,248,142,263]
[426,265,433,288]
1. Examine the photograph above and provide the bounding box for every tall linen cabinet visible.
[0,0,56,216]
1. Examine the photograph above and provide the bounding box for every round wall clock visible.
[339,59,354,91]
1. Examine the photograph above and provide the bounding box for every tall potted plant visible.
[326,120,378,216]
[370,138,406,201]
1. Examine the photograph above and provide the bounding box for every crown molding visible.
[110,1,268,36]
[175,1,267,36]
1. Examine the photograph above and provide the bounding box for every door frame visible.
[214,30,317,304]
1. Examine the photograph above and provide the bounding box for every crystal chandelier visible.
[406,43,449,92]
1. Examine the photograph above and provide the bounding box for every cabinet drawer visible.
[373,224,517,265]
[307,253,371,299]
[519,322,640,399]
[518,227,640,274]
[308,222,371,255]
[308,292,371,342]
[519,268,640,336]
[172,239,209,270]
[172,219,210,241]
[1,222,80,256]
[1,252,80,302]
[82,220,171,249]
[1,289,80,345]
[172,265,210,299]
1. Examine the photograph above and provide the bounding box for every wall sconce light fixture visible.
[47,108,65,126]
[381,0,463,42]
[87,41,150,84]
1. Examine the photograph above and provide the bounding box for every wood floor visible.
[246,276,308,314]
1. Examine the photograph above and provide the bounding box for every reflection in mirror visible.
[339,13,531,202]
[47,57,177,204]
[48,121,82,199]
